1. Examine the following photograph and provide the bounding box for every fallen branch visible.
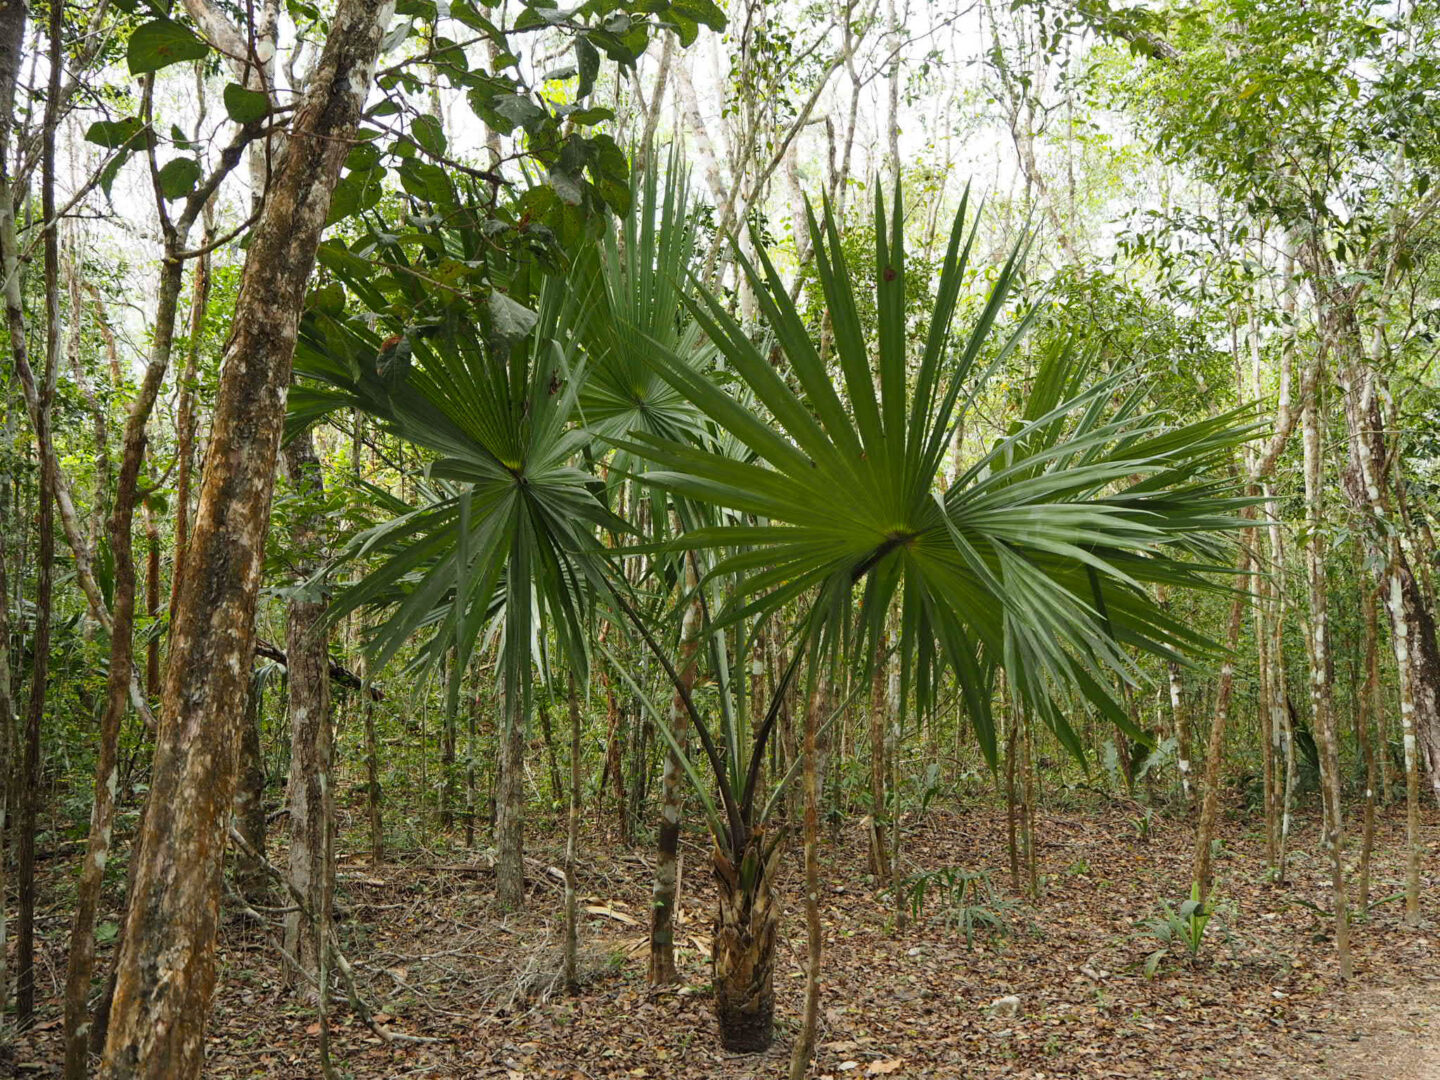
[253,638,385,701]
[226,825,440,1046]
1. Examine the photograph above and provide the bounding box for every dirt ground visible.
[6,792,1438,1078]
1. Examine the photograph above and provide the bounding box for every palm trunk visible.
[712,832,781,1052]
[99,6,393,1072]
[495,676,528,910]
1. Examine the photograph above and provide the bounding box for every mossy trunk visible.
[712,834,780,1052]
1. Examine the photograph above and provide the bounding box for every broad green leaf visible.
[127,18,209,75]
[223,83,270,124]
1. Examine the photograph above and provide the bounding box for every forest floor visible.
[6,790,1438,1078]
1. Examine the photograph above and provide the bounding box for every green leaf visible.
[575,36,600,99]
[410,113,447,157]
[223,83,271,124]
[127,18,210,75]
[488,291,538,340]
[85,118,147,150]
[492,93,546,130]
[157,157,201,200]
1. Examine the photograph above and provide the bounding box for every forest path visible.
[1321,976,1440,1079]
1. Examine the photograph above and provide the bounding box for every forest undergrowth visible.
[7,795,1435,1079]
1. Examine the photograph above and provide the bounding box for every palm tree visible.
[291,168,1254,1053]
[616,183,1257,1050]
[292,257,619,909]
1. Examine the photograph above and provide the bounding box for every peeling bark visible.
[99,4,395,1073]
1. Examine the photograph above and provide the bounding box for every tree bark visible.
[1357,579,1380,913]
[281,430,334,983]
[1302,384,1350,978]
[0,399,13,1032]
[495,667,528,909]
[233,680,268,899]
[99,5,395,1073]
[15,0,62,1027]
[0,0,22,1029]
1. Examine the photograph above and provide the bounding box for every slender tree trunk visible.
[563,672,582,992]
[1191,541,1251,903]
[61,245,191,1080]
[16,2,62,1027]
[169,214,213,625]
[361,649,383,864]
[1005,713,1020,893]
[0,400,12,1034]
[649,555,702,986]
[788,678,826,1080]
[99,7,394,1072]
[144,506,161,696]
[233,680,268,899]
[1387,560,1423,924]
[867,634,891,880]
[1021,703,1038,901]
[495,677,528,910]
[282,431,334,984]
[1357,580,1380,913]
[536,699,562,810]
[1301,384,1350,978]
[0,1,20,1028]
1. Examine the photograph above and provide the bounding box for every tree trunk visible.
[99,5,394,1072]
[1302,385,1350,978]
[0,398,12,1032]
[495,677,528,910]
[1190,542,1250,903]
[712,833,780,1052]
[16,1,63,1027]
[361,646,384,865]
[233,681,268,900]
[1357,580,1380,913]
[788,678,826,1080]
[867,634,891,880]
[649,554,702,987]
[282,431,334,984]
[169,213,213,625]
[62,242,192,1080]
[563,672,582,992]
[0,0,20,1027]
